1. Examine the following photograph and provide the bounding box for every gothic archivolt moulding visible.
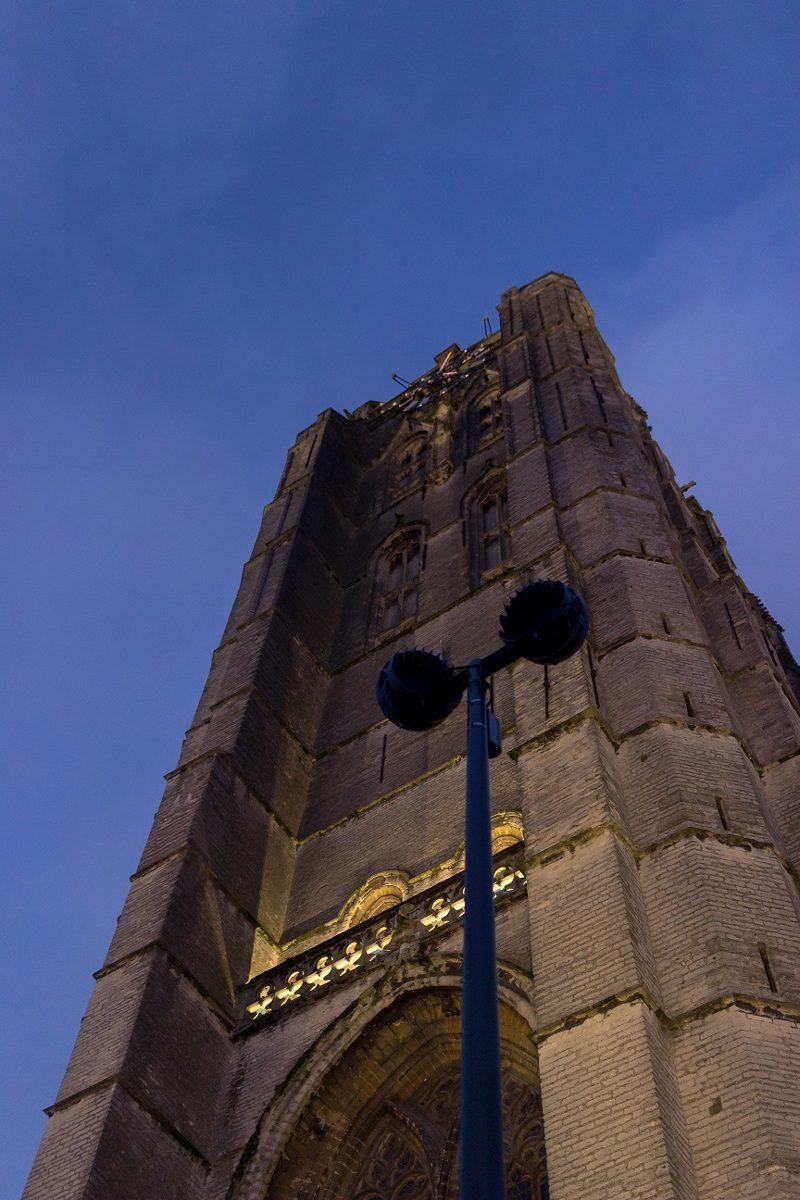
[228,957,537,1200]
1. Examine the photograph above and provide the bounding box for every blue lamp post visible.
[376,578,589,1200]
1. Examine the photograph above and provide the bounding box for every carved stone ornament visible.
[428,460,455,485]
[240,846,525,1032]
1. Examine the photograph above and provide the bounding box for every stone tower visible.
[24,273,800,1200]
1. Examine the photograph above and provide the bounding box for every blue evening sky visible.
[2,2,798,1191]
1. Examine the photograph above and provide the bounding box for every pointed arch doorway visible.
[266,989,548,1200]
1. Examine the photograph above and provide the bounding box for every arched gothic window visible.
[500,1076,549,1200]
[481,490,508,570]
[482,492,506,576]
[469,393,503,453]
[352,1119,433,1200]
[466,476,511,588]
[393,440,428,497]
[264,991,548,1200]
[381,535,422,630]
[344,1068,549,1200]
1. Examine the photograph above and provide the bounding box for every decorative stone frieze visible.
[241,848,526,1031]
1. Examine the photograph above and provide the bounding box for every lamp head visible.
[499,579,589,665]
[376,650,465,731]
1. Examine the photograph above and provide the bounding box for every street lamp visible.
[376,578,589,1200]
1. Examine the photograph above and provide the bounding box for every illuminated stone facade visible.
[24,273,800,1199]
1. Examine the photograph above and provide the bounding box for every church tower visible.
[24,273,800,1200]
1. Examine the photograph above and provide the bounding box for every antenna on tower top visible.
[483,316,493,336]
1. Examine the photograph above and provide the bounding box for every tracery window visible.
[381,535,422,630]
[352,1121,433,1200]
[465,475,511,588]
[266,992,548,1200]
[500,1076,549,1200]
[393,439,428,497]
[470,393,503,453]
[480,489,509,571]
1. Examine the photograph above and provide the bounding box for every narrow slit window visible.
[715,797,729,831]
[762,631,779,665]
[278,448,296,493]
[556,383,568,432]
[758,943,778,992]
[723,601,742,649]
[587,646,600,709]
[683,692,695,717]
[591,378,607,422]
